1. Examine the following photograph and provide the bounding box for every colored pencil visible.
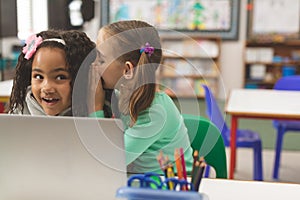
[180,148,187,181]
[166,165,175,190]
[191,160,200,185]
[194,161,206,191]
[174,148,183,179]
[180,147,188,190]
[191,150,199,177]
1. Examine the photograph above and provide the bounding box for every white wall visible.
[218,0,247,100]
[82,0,100,41]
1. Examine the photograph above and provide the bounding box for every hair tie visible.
[22,35,66,60]
[140,42,155,57]
[22,35,43,60]
[43,38,66,46]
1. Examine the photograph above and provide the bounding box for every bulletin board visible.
[247,0,300,42]
[101,0,240,40]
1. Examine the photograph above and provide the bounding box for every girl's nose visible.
[41,80,55,94]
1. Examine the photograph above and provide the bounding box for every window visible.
[69,0,84,27]
[17,0,48,40]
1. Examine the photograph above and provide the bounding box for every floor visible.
[209,148,300,184]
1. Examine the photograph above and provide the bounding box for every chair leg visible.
[273,126,285,180]
[253,142,263,181]
[204,165,210,178]
[0,103,4,113]
[234,150,237,172]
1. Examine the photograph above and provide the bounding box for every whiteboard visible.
[252,0,300,34]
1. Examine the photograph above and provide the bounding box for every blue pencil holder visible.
[116,172,205,200]
[116,186,204,200]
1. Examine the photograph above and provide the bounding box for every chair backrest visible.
[182,114,227,179]
[202,84,230,146]
[274,75,300,91]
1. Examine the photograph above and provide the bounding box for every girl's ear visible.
[123,61,134,80]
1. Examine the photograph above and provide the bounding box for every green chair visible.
[182,114,227,179]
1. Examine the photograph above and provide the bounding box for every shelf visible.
[244,41,300,88]
[245,62,300,66]
[158,35,221,98]
[160,74,219,79]
[162,88,204,99]
[163,55,218,60]
[245,80,276,85]
[246,40,300,46]
[166,93,205,99]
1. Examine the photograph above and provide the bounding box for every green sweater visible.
[91,92,193,174]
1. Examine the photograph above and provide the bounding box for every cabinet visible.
[158,36,221,98]
[244,41,300,89]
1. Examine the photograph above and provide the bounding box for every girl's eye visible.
[95,60,105,66]
[92,60,104,67]
[95,59,104,65]
[34,74,43,80]
[56,75,68,80]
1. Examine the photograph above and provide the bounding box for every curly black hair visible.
[7,29,96,116]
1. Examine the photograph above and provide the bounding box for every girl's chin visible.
[101,77,117,90]
[102,81,113,90]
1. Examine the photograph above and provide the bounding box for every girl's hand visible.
[88,62,105,113]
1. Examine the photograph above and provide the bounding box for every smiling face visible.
[31,47,71,116]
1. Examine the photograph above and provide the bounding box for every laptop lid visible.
[0,114,127,200]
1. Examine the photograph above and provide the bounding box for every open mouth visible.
[42,97,59,103]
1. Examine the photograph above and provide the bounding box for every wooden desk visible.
[0,79,13,103]
[200,178,300,200]
[225,89,300,179]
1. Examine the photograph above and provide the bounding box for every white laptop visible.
[0,114,127,200]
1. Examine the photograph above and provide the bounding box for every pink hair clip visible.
[22,34,43,60]
[140,42,155,57]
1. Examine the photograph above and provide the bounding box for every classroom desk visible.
[225,89,300,179]
[200,178,300,200]
[0,79,13,103]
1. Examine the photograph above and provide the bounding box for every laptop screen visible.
[0,114,127,200]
